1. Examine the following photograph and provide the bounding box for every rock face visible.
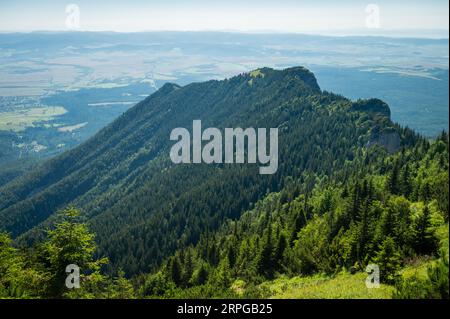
[367,128,401,153]
[351,98,400,153]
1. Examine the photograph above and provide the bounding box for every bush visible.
[394,254,449,299]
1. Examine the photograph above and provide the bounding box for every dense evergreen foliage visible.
[137,133,448,298]
[1,207,134,298]
[0,67,448,299]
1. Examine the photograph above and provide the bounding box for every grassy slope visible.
[261,272,393,299]
[260,217,449,299]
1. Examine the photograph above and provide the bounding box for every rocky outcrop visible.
[367,127,401,153]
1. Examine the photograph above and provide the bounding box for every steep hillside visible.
[0,67,417,275]
[145,133,447,298]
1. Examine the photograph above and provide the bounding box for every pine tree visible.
[289,208,305,246]
[227,245,236,269]
[420,182,432,202]
[412,205,436,255]
[182,249,194,287]
[275,232,287,270]
[214,258,231,288]
[41,206,107,298]
[0,232,42,298]
[357,206,369,262]
[387,160,400,195]
[373,236,401,284]
[192,262,208,286]
[169,256,182,286]
[401,164,412,197]
[109,270,135,299]
[257,225,275,279]
[350,184,361,221]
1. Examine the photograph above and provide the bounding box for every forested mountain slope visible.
[0,67,420,275]
[145,132,447,298]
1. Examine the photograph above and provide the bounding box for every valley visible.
[0,32,448,180]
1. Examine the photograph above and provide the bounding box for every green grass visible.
[248,69,265,86]
[261,272,394,299]
[260,256,441,299]
[400,258,435,280]
[249,69,265,78]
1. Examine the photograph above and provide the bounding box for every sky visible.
[0,0,448,37]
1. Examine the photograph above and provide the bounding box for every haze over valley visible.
[0,32,448,180]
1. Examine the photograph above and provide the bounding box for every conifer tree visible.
[257,224,275,278]
[373,237,401,284]
[387,160,400,195]
[169,256,182,286]
[41,207,107,298]
[412,205,436,255]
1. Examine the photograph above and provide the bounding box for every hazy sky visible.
[0,0,448,37]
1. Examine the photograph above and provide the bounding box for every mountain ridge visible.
[0,66,414,275]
